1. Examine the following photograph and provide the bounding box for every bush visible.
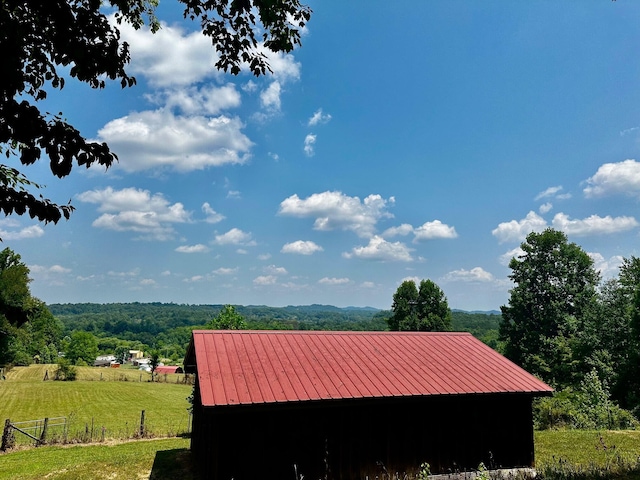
[534,371,638,430]
[54,358,77,381]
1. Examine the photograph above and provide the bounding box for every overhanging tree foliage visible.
[0,0,311,225]
[388,279,452,331]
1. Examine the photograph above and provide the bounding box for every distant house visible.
[184,330,552,480]
[155,365,184,374]
[94,355,116,367]
[129,350,144,361]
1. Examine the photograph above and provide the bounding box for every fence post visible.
[1,419,15,451]
[139,410,146,437]
[39,418,49,445]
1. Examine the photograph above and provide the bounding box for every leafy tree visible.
[499,228,599,387]
[148,348,161,380]
[54,357,77,381]
[388,279,452,331]
[1,0,311,224]
[65,331,99,365]
[206,305,247,330]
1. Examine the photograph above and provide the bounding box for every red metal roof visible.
[186,330,553,407]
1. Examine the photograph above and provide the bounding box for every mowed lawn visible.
[1,365,192,441]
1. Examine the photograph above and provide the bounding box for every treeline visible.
[46,303,500,362]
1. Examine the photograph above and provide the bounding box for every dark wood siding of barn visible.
[191,389,535,480]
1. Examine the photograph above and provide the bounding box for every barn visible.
[183,330,552,480]
[154,365,184,375]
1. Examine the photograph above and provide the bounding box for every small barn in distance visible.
[184,330,552,480]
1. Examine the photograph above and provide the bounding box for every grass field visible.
[2,430,640,479]
[3,366,640,479]
[1,364,192,443]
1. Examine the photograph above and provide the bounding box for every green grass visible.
[2,429,640,479]
[0,438,193,480]
[1,364,192,443]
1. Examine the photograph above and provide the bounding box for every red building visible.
[184,330,552,480]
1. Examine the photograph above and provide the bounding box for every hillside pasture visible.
[1,365,192,444]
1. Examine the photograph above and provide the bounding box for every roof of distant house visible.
[184,330,553,408]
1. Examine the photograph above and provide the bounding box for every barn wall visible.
[191,393,535,480]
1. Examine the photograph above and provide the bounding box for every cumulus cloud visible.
[97,111,252,173]
[264,265,288,275]
[492,211,548,243]
[499,247,525,266]
[281,240,324,255]
[260,81,282,110]
[213,228,256,246]
[343,236,413,262]
[382,224,414,238]
[253,275,277,285]
[308,109,332,126]
[588,252,625,279]
[0,224,44,241]
[413,220,458,242]
[77,187,191,240]
[442,267,494,283]
[318,277,350,285]
[175,244,210,253]
[539,203,553,214]
[202,203,225,224]
[303,134,316,157]
[552,213,639,236]
[148,84,241,115]
[213,267,238,275]
[118,20,221,87]
[583,159,640,198]
[30,264,71,274]
[279,191,394,237]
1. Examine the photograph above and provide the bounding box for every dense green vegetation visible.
[500,229,640,427]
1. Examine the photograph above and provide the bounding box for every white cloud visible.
[552,213,639,236]
[361,281,376,288]
[29,264,71,274]
[281,240,324,255]
[140,278,156,286]
[535,186,564,201]
[0,224,44,240]
[213,228,256,246]
[108,268,140,277]
[303,134,316,157]
[499,247,525,266]
[253,275,277,285]
[318,277,350,285]
[279,191,394,237]
[343,236,413,262]
[442,267,494,283]
[149,84,241,116]
[257,253,272,260]
[175,244,210,253]
[260,81,282,111]
[492,211,548,243]
[588,252,625,279]
[264,265,288,275]
[308,109,332,126]
[202,203,225,224]
[583,159,640,198]
[213,267,238,275]
[413,220,458,241]
[183,275,205,283]
[118,20,221,87]
[97,111,253,173]
[382,224,414,238]
[539,202,553,214]
[77,187,191,240]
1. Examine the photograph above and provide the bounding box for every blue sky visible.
[5,1,640,310]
